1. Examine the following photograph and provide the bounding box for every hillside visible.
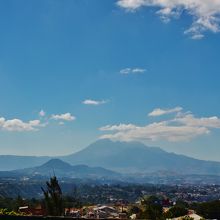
[7,158,121,179]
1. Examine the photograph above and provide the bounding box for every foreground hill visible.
[0,159,120,179]
[62,139,220,175]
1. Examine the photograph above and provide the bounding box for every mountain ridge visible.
[1,139,220,176]
[0,158,120,179]
[62,139,220,175]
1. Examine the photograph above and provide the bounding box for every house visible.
[65,208,81,217]
[93,205,119,218]
[18,206,31,215]
[18,205,45,216]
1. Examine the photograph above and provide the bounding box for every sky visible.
[0,0,220,161]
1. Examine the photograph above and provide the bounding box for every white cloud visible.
[174,113,220,128]
[132,68,146,73]
[120,67,146,75]
[148,106,183,117]
[0,111,76,131]
[82,99,108,106]
[39,110,46,117]
[99,108,220,142]
[117,0,220,39]
[100,122,209,142]
[0,117,44,132]
[51,113,76,121]
[100,123,137,131]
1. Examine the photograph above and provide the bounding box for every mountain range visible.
[1,139,220,176]
[0,158,120,180]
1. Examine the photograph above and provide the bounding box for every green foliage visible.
[0,195,29,212]
[14,195,25,210]
[195,200,220,219]
[41,176,63,216]
[127,205,142,219]
[0,208,26,216]
[63,195,82,209]
[0,197,15,211]
[128,205,141,214]
[164,205,188,218]
[139,196,164,220]
[175,200,189,208]
[180,216,194,220]
[65,186,82,208]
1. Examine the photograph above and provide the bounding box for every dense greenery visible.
[0,195,39,212]
[180,216,194,220]
[0,208,27,216]
[63,195,82,209]
[132,198,220,219]
[164,205,188,218]
[41,176,63,216]
[138,196,164,220]
[195,200,220,219]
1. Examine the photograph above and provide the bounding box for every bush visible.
[0,208,27,216]
[164,206,188,218]
[196,200,220,219]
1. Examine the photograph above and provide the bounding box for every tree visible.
[195,200,220,219]
[41,176,63,216]
[164,206,188,218]
[128,205,142,219]
[140,196,164,220]
[14,195,25,211]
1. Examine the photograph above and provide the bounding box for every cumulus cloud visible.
[174,113,220,128]
[117,0,220,39]
[0,111,76,131]
[148,106,183,117]
[120,67,146,75]
[99,108,220,142]
[0,117,44,132]
[82,99,108,106]
[51,113,76,121]
[100,122,209,142]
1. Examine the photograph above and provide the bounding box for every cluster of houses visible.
[19,204,204,219]
[65,205,127,219]
[19,204,127,219]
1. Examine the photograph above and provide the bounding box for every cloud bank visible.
[0,112,76,132]
[117,0,220,39]
[100,108,220,142]
[0,118,43,132]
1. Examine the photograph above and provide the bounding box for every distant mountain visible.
[62,139,220,175]
[5,159,120,179]
[1,140,220,177]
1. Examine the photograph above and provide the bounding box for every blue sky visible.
[0,0,220,161]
